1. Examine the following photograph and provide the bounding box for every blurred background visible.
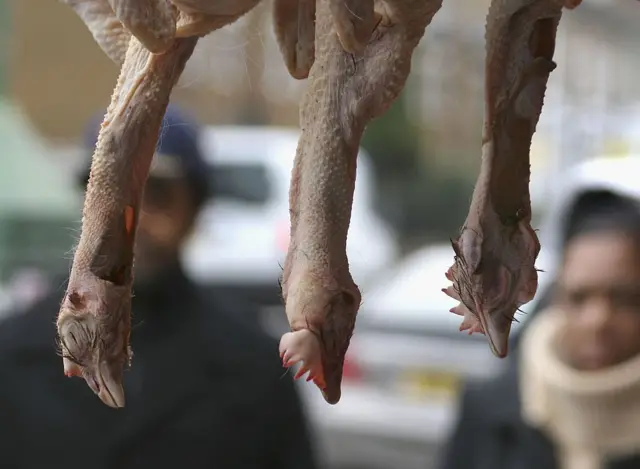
[2,1,640,468]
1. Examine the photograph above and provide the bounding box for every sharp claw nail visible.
[294,365,309,380]
[442,286,460,300]
[282,352,293,365]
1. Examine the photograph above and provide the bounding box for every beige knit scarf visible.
[520,308,640,469]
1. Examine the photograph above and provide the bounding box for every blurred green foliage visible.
[361,89,475,253]
[361,89,422,177]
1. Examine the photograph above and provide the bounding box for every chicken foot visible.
[57,33,198,408]
[279,0,443,405]
[443,0,572,358]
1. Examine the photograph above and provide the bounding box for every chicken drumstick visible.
[277,0,443,404]
[57,0,260,407]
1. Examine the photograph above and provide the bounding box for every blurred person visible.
[440,191,640,469]
[0,104,318,469]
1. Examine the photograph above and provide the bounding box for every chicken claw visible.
[280,330,326,388]
[443,285,485,335]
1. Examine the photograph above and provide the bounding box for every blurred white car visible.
[182,125,399,306]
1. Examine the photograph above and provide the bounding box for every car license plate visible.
[399,369,460,401]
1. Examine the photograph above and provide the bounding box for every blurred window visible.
[210,163,271,205]
[0,215,75,282]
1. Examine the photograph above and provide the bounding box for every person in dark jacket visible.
[0,105,319,469]
[440,190,640,469]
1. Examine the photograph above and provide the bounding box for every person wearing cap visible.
[0,104,319,469]
[439,190,640,469]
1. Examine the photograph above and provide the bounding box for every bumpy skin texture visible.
[442,0,570,358]
[58,0,263,408]
[60,0,589,409]
[57,33,197,408]
[279,0,443,405]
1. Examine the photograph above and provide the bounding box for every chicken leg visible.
[56,0,265,407]
[442,0,580,358]
[57,31,198,408]
[279,0,443,405]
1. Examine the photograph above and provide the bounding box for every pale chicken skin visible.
[59,0,588,407]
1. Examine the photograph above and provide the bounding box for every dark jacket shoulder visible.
[0,280,318,469]
[438,359,539,469]
[0,291,62,358]
[440,356,640,469]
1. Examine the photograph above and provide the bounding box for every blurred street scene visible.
[2,0,640,468]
